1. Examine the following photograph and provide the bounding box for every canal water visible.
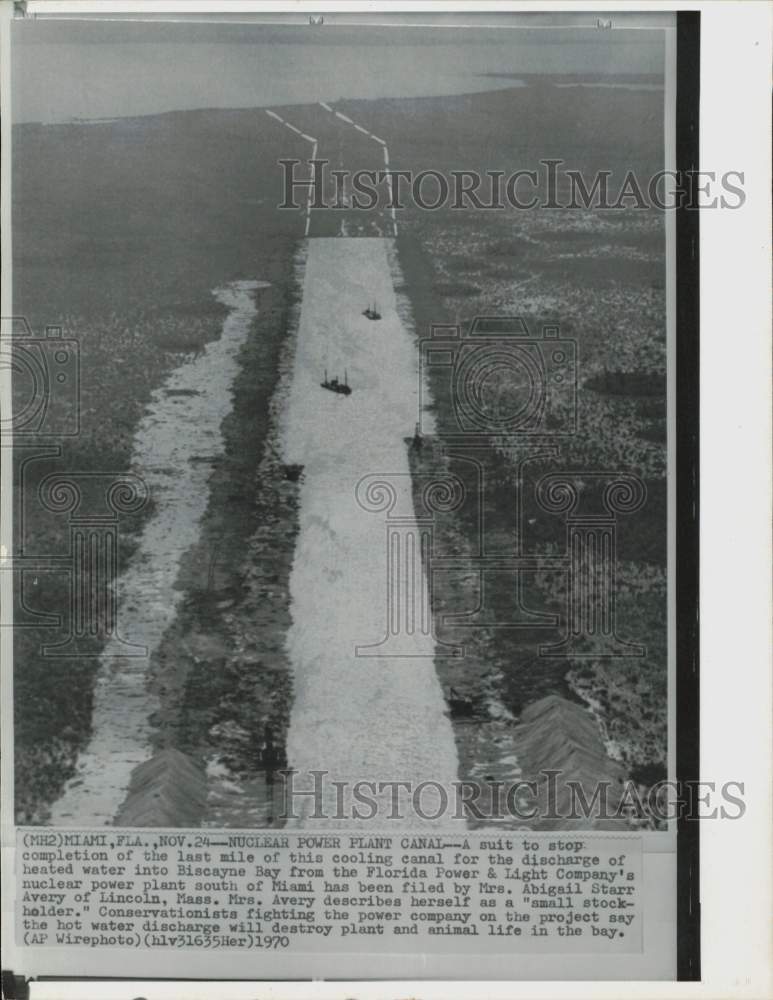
[280,238,461,828]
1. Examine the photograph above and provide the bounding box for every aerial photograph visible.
[11,14,669,830]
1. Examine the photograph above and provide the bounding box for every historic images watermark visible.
[355,316,647,660]
[274,770,746,825]
[0,316,149,656]
[279,158,746,213]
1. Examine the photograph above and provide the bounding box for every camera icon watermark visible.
[0,317,80,436]
[419,316,576,438]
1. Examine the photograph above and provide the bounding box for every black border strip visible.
[676,10,701,983]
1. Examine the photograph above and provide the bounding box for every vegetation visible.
[12,108,302,820]
[13,82,669,822]
[374,82,668,799]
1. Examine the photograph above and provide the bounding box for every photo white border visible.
[1,1,770,998]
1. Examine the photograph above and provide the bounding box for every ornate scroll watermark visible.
[1,316,149,656]
[354,316,648,659]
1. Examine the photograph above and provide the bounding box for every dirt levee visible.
[48,282,260,826]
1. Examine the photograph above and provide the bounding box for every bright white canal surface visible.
[281,238,461,827]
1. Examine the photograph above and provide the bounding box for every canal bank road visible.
[280,237,461,827]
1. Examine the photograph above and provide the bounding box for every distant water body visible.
[14,37,664,124]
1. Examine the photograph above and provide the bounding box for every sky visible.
[12,18,666,124]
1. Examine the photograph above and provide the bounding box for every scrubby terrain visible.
[13,80,668,826]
